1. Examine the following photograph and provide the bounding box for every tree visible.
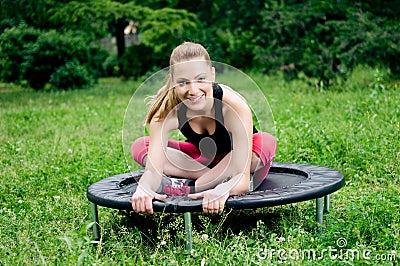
[249,0,400,85]
[140,8,198,54]
[1,0,398,85]
[49,0,199,76]
[49,0,152,58]
[0,0,60,31]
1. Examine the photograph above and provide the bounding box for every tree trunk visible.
[115,18,128,76]
[115,18,127,58]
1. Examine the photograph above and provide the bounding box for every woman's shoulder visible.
[217,84,252,127]
[218,83,248,108]
[149,108,179,130]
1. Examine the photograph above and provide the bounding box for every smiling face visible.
[171,57,215,112]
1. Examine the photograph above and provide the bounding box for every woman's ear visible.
[211,66,216,82]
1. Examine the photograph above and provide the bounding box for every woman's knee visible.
[131,136,149,166]
[253,132,277,165]
[261,132,277,157]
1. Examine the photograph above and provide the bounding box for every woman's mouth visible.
[188,94,204,104]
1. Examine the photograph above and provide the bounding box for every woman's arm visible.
[141,118,173,189]
[131,115,177,214]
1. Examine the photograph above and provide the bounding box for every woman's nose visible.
[188,81,200,94]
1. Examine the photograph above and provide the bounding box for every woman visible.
[131,42,276,214]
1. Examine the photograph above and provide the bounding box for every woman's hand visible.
[131,185,167,214]
[188,185,230,214]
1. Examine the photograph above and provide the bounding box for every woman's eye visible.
[178,81,188,86]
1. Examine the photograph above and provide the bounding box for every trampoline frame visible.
[87,162,344,251]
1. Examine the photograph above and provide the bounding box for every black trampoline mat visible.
[256,172,307,191]
[87,162,344,213]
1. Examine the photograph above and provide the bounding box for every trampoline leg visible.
[324,195,330,212]
[316,198,323,232]
[249,174,254,192]
[184,212,193,252]
[90,202,100,240]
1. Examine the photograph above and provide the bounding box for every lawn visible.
[0,67,399,265]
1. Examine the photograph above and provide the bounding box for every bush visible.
[49,60,92,90]
[87,44,109,78]
[0,24,40,83]
[225,1,400,86]
[22,30,108,89]
[103,53,120,77]
[210,0,400,84]
[119,43,165,79]
[0,25,109,90]
[252,2,352,85]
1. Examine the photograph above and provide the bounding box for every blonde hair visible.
[145,42,211,124]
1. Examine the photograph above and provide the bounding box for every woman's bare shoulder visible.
[150,108,179,131]
[218,83,249,110]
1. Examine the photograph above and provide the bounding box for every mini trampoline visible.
[87,162,344,250]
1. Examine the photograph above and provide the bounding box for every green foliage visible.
[140,8,199,54]
[114,6,200,78]
[48,1,199,77]
[49,0,152,39]
[191,28,230,64]
[23,30,107,89]
[119,43,163,79]
[87,44,110,79]
[328,11,400,79]
[103,53,120,77]
[0,24,40,82]
[239,1,399,86]
[0,0,59,30]
[186,0,265,66]
[0,25,108,89]
[1,0,399,86]
[49,60,93,90]
[251,2,346,84]
[185,0,400,87]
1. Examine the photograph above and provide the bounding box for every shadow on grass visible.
[107,203,316,248]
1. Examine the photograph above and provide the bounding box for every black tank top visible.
[177,83,258,165]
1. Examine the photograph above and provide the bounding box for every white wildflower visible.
[201,234,209,241]
[276,236,286,243]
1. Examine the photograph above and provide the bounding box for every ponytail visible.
[144,75,180,124]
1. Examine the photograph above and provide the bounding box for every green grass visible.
[1,67,399,265]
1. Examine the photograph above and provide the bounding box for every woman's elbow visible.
[230,176,250,195]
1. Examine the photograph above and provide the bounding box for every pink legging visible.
[131,132,276,189]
